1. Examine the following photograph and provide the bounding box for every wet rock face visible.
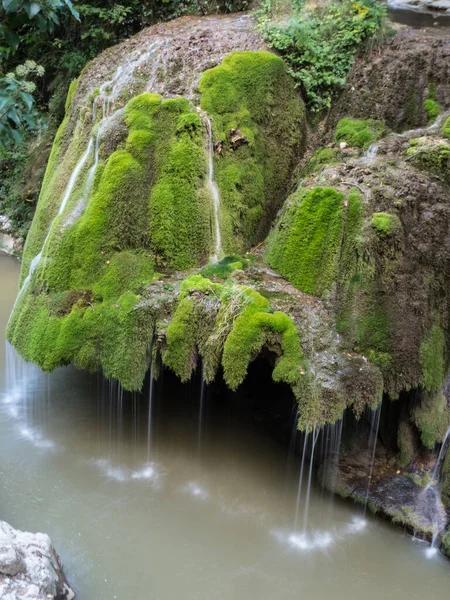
[75,13,267,108]
[330,29,450,132]
[0,521,74,600]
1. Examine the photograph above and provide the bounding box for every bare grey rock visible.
[0,521,74,600]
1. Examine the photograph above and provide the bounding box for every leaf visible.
[2,0,19,12]
[64,0,80,20]
[6,108,21,126]
[28,2,42,18]
[20,91,34,111]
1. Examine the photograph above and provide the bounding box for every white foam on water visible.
[425,546,438,559]
[273,515,367,554]
[92,459,163,487]
[18,425,56,450]
[93,459,128,483]
[183,481,209,501]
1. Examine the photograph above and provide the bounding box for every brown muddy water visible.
[1,253,450,599]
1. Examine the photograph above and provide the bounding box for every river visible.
[0,253,449,599]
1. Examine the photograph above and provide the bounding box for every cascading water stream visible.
[423,425,450,556]
[363,400,382,517]
[432,426,450,483]
[202,113,222,262]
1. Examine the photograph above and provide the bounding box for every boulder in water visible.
[0,521,74,600]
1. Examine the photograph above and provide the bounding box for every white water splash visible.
[183,481,209,501]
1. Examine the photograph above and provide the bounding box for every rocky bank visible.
[0,520,74,600]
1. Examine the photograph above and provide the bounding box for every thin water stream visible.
[1,254,450,599]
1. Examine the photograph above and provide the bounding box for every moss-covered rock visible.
[7,46,306,392]
[334,117,386,149]
[199,50,305,252]
[265,187,362,297]
[371,212,401,239]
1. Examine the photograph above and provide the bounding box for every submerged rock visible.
[0,520,74,599]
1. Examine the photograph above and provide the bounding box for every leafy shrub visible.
[257,0,387,112]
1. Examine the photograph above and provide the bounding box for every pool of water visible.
[0,253,449,599]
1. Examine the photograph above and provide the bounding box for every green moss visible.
[406,141,450,183]
[7,89,221,387]
[303,147,341,174]
[334,117,387,149]
[162,274,308,392]
[397,421,416,467]
[442,450,450,508]
[442,530,450,557]
[420,325,445,391]
[199,50,305,252]
[265,187,347,297]
[223,300,307,390]
[424,83,441,122]
[200,253,255,280]
[371,212,401,239]
[163,297,197,382]
[413,391,450,449]
[442,116,450,140]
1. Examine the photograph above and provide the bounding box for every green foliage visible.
[371,212,401,238]
[257,0,386,112]
[442,116,450,140]
[335,117,387,149]
[265,186,347,297]
[0,61,46,148]
[199,50,305,252]
[420,325,445,392]
[423,82,441,122]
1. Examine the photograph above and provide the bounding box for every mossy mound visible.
[334,117,387,149]
[265,186,363,298]
[371,212,401,239]
[7,48,306,393]
[406,138,450,184]
[199,50,305,252]
[161,274,309,391]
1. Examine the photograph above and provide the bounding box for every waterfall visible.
[432,426,450,483]
[198,370,206,455]
[147,361,154,463]
[423,425,450,556]
[202,113,222,262]
[363,401,382,516]
[302,424,319,532]
[293,427,309,532]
